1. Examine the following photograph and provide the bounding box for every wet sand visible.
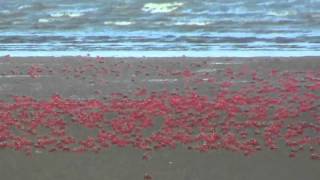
[0,56,319,180]
[0,56,319,98]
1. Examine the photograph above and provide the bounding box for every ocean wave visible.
[0,0,319,53]
[17,2,47,11]
[173,20,211,26]
[256,2,276,6]
[104,21,135,26]
[267,10,297,17]
[49,8,97,18]
[17,5,32,10]
[0,10,11,15]
[142,2,184,13]
[50,11,84,18]
[38,18,54,23]
[310,13,320,18]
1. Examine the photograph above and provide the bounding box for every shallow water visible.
[0,0,320,55]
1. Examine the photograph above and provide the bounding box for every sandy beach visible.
[0,56,319,180]
[0,56,319,97]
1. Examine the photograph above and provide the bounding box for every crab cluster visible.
[0,57,319,161]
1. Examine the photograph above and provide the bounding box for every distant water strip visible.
[1,50,320,58]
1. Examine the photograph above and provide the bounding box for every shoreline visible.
[1,56,320,62]
[2,50,320,58]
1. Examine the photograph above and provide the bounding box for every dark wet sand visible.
[0,56,319,180]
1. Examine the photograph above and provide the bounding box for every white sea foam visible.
[104,21,135,26]
[38,18,53,23]
[49,8,97,18]
[257,2,276,6]
[50,11,84,18]
[267,10,296,17]
[17,5,32,10]
[50,12,64,17]
[142,2,184,13]
[173,21,211,26]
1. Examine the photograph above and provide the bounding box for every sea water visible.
[0,0,320,57]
